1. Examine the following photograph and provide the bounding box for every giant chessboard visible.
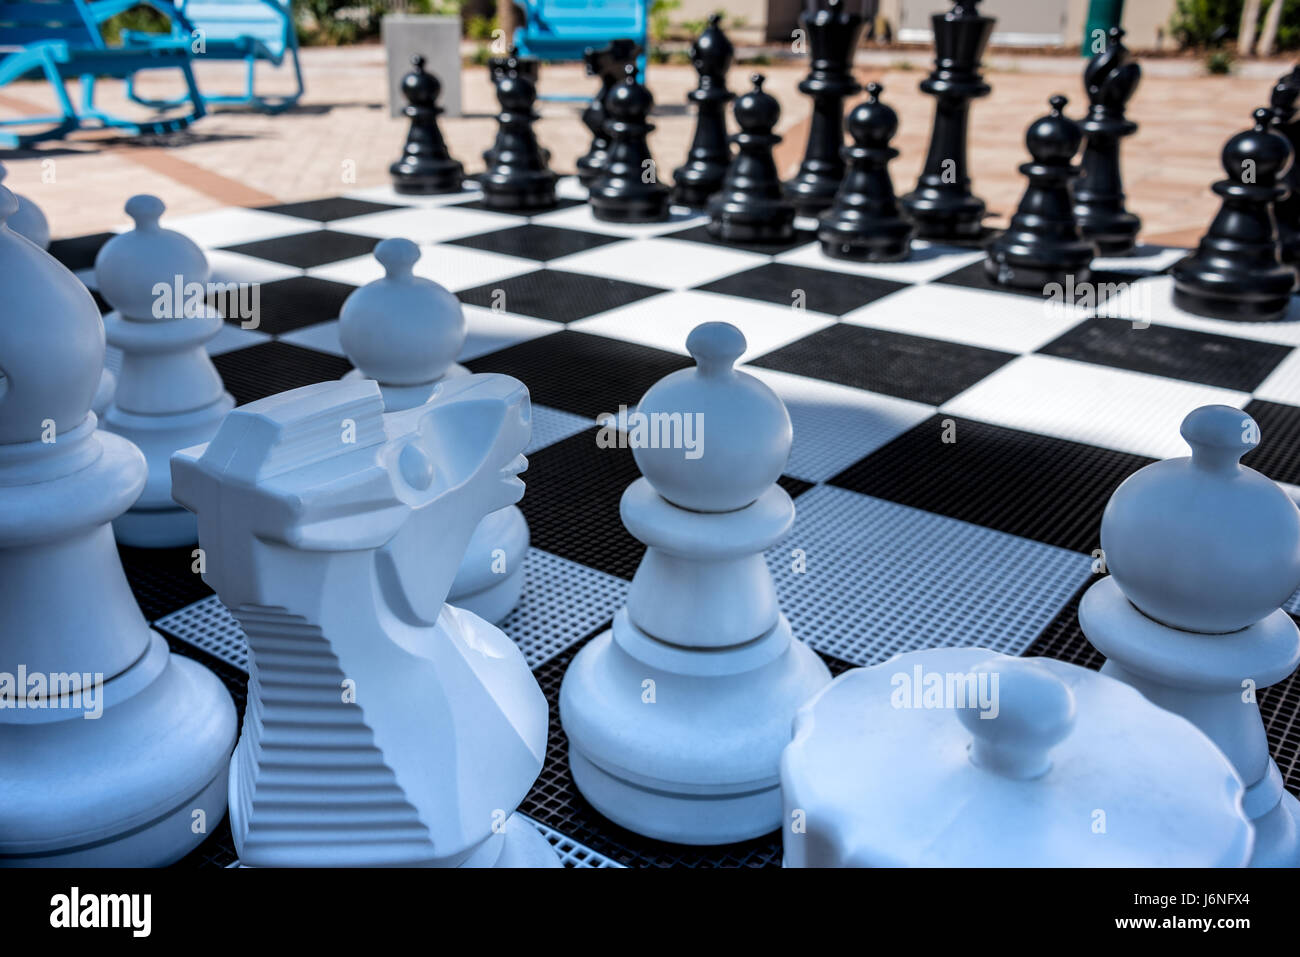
[55,176,1300,868]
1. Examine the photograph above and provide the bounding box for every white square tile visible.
[1102,275,1300,346]
[308,245,536,292]
[555,176,589,201]
[165,207,320,248]
[1092,244,1189,274]
[777,239,984,284]
[461,306,561,360]
[339,206,519,244]
[530,203,708,238]
[208,323,272,356]
[207,249,301,285]
[278,319,344,356]
[550,236,768,288]
[1253,348,1300,406]
[343,183,482,207]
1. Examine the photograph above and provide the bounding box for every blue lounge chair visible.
[514,0,647,79]
[0,0,204,147]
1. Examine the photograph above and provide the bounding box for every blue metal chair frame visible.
[513,0,647,99]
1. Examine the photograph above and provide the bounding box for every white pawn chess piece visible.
[1081,404,1300,868]
[560,321,831,844]
[171,375,560,868]
[0,185,236,866]
[0,161,50,249]
[96,195,234,547]
[339,238,529,623]
[780,649,1254,866]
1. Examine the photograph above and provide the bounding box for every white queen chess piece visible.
[339,238,530,623]
[0,185,236,866]
[0,161,49,249]
[560,321,831,844]
[170,374,560,867]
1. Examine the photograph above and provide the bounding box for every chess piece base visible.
[1077,209,1140,256]
[706,203,796,244]
[449,504,529,625]
[391,162,465,195]
[985,244,1093,291]
[672,175,724,209]
[1171,266,1296,322]
[900,188,987,240]
[590,189,671,223]
[818,218,913,263]
[480,174,558,212]
[112,505,198,548]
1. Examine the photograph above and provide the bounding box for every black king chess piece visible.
[707,74,796,243]
[1074,27,1141,255]
[900,0,995,240]
[1172,108,1298,322]
[784,0,866,217]
[389,55,464,195]
[817,82,913,262]
[672,14,735,207]
[985,95,1096,290]
[577,40,641,188]
[480,59,558,212]
[589,64,670,222]
[1269,65,1300,278]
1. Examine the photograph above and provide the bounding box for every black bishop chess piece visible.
[985,95,1096,290]
[1074,27,1141,255]
[577,39,641,188]
[1269,65,1300,278]
[480,58,558,212]
[589,64,670,222]
[901,0,996,240]
[389,55,464,195]
[707,74,796,243]
[1172,108,1298,322]
[784,0,866,217]
[817,82,913,262]
[671,14,735,208]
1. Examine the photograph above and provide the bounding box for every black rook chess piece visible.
[1269,65,1300,278]
[480,59,558,212]
[577,39,641,188]
[1074,27,1141,255]
[784,0,866,217]
[707,74,796,243]
[672,14,735,207]
[817,82,913,262]
[589,64,670,222]
[900,0,995,240]
[1172,108,1298,322]
[389,55,464,195]
[985,95,1096,289]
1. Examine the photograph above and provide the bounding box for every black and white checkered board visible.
[56,175,1300,868]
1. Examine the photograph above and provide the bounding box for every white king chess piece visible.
[171,374,560,867]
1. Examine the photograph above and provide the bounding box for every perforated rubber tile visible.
[457,269,667,323]
[226,275,358,335]
[212,340,354,406]
[1243,399,1300,488]
[664,223,818,256]
[257,197,404,222]
[694,261,909,317]
[935,259,1143,301]
[118,544,214,621]
[452,197,586,216]
[448,223,627,261]
[49,232,113,271]
[1021,580,1105,670]
[155,595,249,671]
[221,230,380,269]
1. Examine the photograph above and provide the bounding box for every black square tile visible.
[453,197,585,216]
[447,223,626,261]
[935,259,1137,303]
[664,223,818,256]
[49,232,113,271]
[212,340,354,406]
[220,230,379,269]
[231,275,357,335]
[464,329,691,418]
[750,323,1015,406]
[694,262,908,317]
[1243,399,1300,487]
[256,197,403,222]
[1038,316,1292,392]
[457,269,666,323]
[118,544,214,621]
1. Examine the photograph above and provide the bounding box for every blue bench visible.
[513,0,647,79]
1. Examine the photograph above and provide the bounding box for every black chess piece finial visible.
[1172,108,1297,321]
[707,74,796,243]
[487,45,539,84]
[589,64,671,222]
[1269,65,1300,278]
[985,94,1096,289]
[480,59,558,212]
[900,0,996,240]
[817,82,913,262]
[784,0,866,217]
[1075,27,1142,255]
[389,55,464,195]
[671,14,735,207]
[577,39,641,188]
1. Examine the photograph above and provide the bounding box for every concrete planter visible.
[382,14,463,118]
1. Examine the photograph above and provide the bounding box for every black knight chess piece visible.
[985,95,1096,289]
[577,39,641,188]
[1172,108,1298,321]
[707,74,796,243]
[900,0,995,240]
[784,0,867,217]
[1074,27,1141,255]
[480,59,558,212]
[1269,65,1300,278]
[589,64,670,222]
[817,82,913,262]
[672,14,735,208]
[389,55,464,195]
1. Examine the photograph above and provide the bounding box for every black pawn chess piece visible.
[784,0,866,217]
[1269,65,1300,278]
[480,59,558,212]
[577,39,641,188]
[671,14,734,208]
[985,95,1096,289]
[707,74,796,243]
[817,82,913,262]
[389,55,464,195]
[1074,27,1141,255]
[1172,108,1298,322]
[589,64,670,223]
[900,0,996,240]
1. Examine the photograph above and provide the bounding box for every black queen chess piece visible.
[577,39,641,188]
[671,14,735,208]
[1269,65,1300,278]
[707,74,797,243]
[390,55,464,195]
[817,82,913,262]
[480,57,558,212]
[1172,108,1298,321]
[589,64,671,222]
[1074,27,1142,255]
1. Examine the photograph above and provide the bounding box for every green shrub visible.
[99,5,171,45]
[1206,48,1234,71]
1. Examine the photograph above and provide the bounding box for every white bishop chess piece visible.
[97,195,234,547]
[560,321,831,844]
[0,161,49,249]
[338,238,530,623]
[1081,404,1300,868]
[170,373,560,867]
[0,185,236,866]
